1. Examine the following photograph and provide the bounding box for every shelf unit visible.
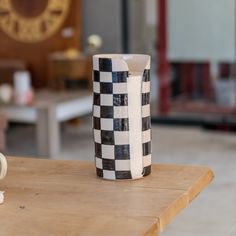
[157,0,236,126]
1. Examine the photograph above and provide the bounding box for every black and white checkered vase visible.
[93,54,151,180]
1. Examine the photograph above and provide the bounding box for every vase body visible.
[93,54,151,180]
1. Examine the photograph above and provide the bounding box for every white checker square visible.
[100,94,113,106]
[93,105,100,117]
[113,83,127,94]
[93,82,100,93]
[94,129,101,143]
[142,104,150,117]
[100,72,112,82]
[115,160,130,171]
[142,81,150,93]
[93,57,99,71]
[102,145,115,159]
[101,118,113,130]
[112,58,128,72]
[143,154,151,167]
[114,131,129,145]
[103,170,116,180]
[114,106,128,118]
[96,157,103,169]
[143,129,151,143]
[145,61,151,70]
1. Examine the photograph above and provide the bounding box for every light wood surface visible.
[0,89,92,109]
[0,157,214,236]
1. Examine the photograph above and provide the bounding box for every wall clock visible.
[0,0,70,43]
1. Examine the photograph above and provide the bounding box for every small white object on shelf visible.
[215,79,236,107]
[13,70,34,105]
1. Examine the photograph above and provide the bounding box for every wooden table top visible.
[0,157,214,236]
[0,89,92,109]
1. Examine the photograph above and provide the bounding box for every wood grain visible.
[0,157,214,236]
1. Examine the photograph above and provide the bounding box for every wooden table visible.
[0,90,92,157]
[0,157,214,236]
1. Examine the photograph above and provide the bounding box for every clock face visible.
[0,0,70,43]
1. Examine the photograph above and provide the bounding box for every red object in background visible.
[180,63,211,99]
[157,0,214,115]
[201,63,211,99]
[219,63,231,78]
[180,63,195,97]
[158,0,170,115]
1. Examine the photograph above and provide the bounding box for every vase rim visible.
[93,54,150,72]
[93,54,150,59]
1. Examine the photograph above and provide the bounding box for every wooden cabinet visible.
[48,54,92,90]
[0,60,27,85]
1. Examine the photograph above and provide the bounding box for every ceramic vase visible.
[93,54,151,180]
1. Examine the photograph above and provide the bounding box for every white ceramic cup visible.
[0,153,7,180]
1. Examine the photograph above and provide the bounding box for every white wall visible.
[168,0,235,62]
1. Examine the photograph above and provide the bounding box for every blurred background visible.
[0,0,235,235]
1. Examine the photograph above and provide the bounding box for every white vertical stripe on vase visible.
[127,73,143,179]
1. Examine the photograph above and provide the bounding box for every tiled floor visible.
[4,118,236,236]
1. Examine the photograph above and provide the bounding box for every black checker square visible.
[142,117,151,131]
[96,168,103,177]
[102,158,115,170]
[100,106,114,118]
[93,93,100,106]
[114,118,129,131]
[95,142,102,158]
[99,58,112,72]
[142,93,150,106]
[93,70,100,82]
[115,171,132,179]
[112,71,128,83]
[143,141,151,156]
[100,82,113,94]
[93,117,100,130]
[101,130,115,145]
[115,145,130,159]
[113,94,128,106]
[142,165,151,177]
[143,69,150,82]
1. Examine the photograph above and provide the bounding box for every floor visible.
[4,118,236,236]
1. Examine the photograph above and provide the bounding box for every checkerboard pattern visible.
[142,69,152,177]
[93,56,151,180]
